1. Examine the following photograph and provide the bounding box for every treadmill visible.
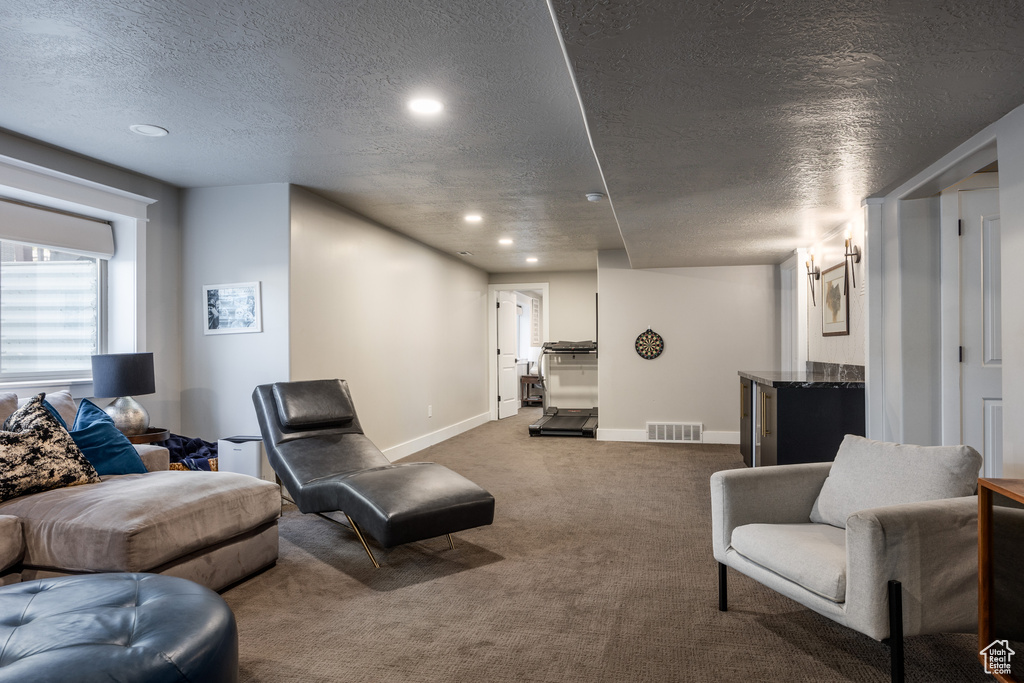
[529,340,598,438]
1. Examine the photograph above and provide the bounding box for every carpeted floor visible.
[222,409,989,682]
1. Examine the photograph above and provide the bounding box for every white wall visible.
[0,132,183,431]
[489,270,597,341]
[597,250,779,441]
[806,217,866,366]
[289,188,489,457]
[180,184,291,440]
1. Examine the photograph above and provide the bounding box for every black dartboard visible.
[635,329,664,360]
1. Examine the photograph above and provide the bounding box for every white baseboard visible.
[596,428,740,445]
[382,411,490,462]
[703,430,740,445]
[596,428,647,442]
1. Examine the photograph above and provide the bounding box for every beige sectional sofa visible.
[0,393,281,591]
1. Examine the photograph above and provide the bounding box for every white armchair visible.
[711,435,981,683]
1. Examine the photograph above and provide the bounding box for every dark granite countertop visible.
[737,370,864,388]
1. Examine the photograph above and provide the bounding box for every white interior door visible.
[960,188,1002,476]
[497,291,519,419]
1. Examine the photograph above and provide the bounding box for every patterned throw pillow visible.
[0,394,101,502]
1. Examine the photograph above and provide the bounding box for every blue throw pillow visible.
[69,399,148,476]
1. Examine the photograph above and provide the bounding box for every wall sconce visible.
[805,249,820,306]
[844,228,862,295]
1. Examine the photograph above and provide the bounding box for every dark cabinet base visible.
[757,385,865,466]
[740,375,864,467]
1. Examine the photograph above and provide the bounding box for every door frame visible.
[487,282,549,421]
[939,174,1000,445]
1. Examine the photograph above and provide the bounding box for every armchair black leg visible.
[718,562,728,611]
[887,580,904,683]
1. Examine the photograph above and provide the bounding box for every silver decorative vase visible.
[104,396,150,436]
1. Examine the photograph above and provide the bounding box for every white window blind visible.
[0,244,99,377]
[0,198,114,259]
[0,199,105,379]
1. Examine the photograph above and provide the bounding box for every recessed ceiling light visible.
[129,124,168,137]
[526,257,538,263]
[586,192,605,202]
[464,214,482,223]
[408,98,444,115]
[499,238,513,245]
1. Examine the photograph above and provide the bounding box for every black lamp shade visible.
[91,353,156,398]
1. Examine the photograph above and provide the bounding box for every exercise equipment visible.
[529,341,598,438]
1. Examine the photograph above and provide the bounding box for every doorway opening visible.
[487,283,549,421]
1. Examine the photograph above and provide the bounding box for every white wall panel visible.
[596,250,778,434]
[181,184,291,440]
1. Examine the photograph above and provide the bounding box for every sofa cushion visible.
[731,522,848,602]
[0,515,23,572]
[69,399,147,476]
[7,391,78,429]
[810,435,982,528]
[0,396,100,503]
[43,391,78,429]
[0,471,281,573]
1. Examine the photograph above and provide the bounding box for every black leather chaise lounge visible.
[253,379,495,567]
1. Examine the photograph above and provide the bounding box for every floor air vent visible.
[647,422,702,443]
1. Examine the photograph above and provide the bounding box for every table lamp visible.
[91,352,156,436]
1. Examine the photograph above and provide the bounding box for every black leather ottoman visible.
[339,462,496,547]
[0,573,238,683]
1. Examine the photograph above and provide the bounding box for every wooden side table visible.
[520,374,543,406]
[978,478,1024,682]
[125,428,170,444]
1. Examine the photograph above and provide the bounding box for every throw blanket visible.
[157,434,219,471]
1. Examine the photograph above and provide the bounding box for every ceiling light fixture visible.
[499,238,513,245]
[408,98,444,115]
[129,124,168,137]
[456,251,473,256]
[586,192,605,202]
[464,214,482,223]
[526,257,538,263]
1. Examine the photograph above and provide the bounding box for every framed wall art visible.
[204,281,262,335]
[821,264,849,336]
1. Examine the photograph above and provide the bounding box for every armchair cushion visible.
[732,523,847,602]
[810,435,981,528]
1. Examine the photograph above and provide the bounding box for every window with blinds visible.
[0,242,101,380]
[0,198,112,382]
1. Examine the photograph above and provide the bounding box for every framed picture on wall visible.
[204,282,262,335]
[821,264,849,336]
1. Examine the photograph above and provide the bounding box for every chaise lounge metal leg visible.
[447,534,455,550]
[344,513,380,569]
[887,579,904,683]
[718,562,728,612]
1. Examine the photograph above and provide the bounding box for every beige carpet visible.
[222,409,989,682]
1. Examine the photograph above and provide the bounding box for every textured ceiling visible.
[0,0,622,272]
[1,1,1023,271]
[554,0,1024,267]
